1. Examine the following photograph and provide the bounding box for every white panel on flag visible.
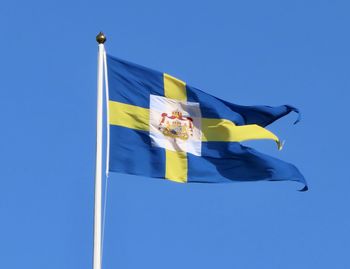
[149,94,202,156]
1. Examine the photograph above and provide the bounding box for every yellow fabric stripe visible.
[109,100,149,131]
[163,73,188,182]
[165,150,187,183]
[201,118,281,149]
[164,73,187,101]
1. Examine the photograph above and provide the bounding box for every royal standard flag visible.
[106,55,307,190]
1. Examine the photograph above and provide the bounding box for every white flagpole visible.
[93,32,106,269]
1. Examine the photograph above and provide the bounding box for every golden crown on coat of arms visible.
[172,111,182,118]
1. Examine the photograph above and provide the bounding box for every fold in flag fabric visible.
[106,55,307,191]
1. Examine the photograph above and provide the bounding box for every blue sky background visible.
[1,0,349,268]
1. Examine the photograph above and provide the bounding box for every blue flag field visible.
[106,55,307,190]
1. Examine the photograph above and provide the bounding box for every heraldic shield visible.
[158,111,193,140]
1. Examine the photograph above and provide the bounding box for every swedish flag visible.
[106,55,307,190]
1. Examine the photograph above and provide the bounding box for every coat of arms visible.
[158,111,194,140]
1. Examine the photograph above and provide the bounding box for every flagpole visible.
[93,32,106,269]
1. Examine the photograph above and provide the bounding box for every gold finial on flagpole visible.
[96,32,106,44]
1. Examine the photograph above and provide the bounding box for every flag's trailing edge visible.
[106,55,307,191]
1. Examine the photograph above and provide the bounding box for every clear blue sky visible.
[1,0,349,268]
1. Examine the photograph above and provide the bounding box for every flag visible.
[106,55,307,191]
